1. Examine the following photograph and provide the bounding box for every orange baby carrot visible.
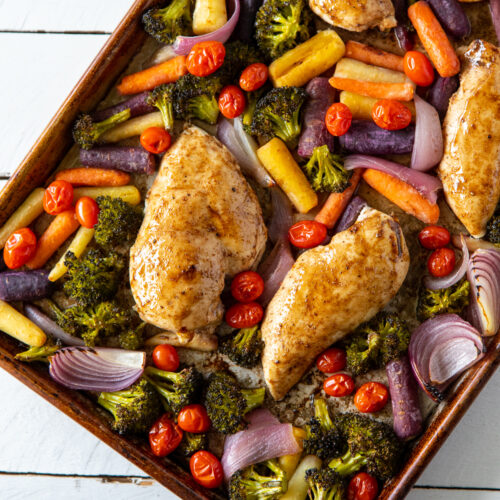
[55,168,130,187]
[345,41,405,73]
[329,77,414,101]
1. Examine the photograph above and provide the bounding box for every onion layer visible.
[268,187,294,243]
[334,196,367,234]
[452,234,500,253]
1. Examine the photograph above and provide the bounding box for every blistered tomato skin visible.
[3,228,37,269]
[149,414,183,457]
[225,302,264,328]
[140,127,171,154]
[190,451,224,489]
[418,225,450,249]
[288,220,327,249]
[240,63,269,92]
[325,103,353,136]
[316,348,347,373]
[186,41,226,77]
[372,99,412,130]
[43,180,74,215]
[348,472,379,500]
[178,404,211,433]
[354,382,389,413]
[152,344,180,372]
[218,85,246,119]
[231,271,265,303]
[427,247,455,277]
[324,373,355,397]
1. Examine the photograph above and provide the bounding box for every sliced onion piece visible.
[491,0,500,43]
[173,0,240,55]
[411,95,444,171]
[268,187,294,243]
[344,154,442,204]
[334,196,367,234]
[452,234,500,253]
[147,44,177,67]
[49,347,145,392]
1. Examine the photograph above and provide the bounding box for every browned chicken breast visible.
[130,126,267,339]
[438,40,500,238]
[261,207,409,400]
[308,0,396,32]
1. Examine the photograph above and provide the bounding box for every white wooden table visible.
[0,1,499,498]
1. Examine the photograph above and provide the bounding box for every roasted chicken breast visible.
[438,40,500,238]
[130,126,267,337]
[261,207,409,400]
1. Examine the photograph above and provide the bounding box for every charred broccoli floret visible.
[177,432,208,457]
[303,146,352,193]
[242,87,267,135]
[145,366,202,414]
[63,249,125,306]
[15,343,60,363]
[118,323,146,351]
[417,278,470,321]
[147,83,175,130]
[251,86,307,147]
[220,325,264,368]
[229,459,287,500]
[204,371,265,434]
[485,214,500,244]
[174,74,222,124]
[73,109,131,150]
[254,0,314,61]
[215,41,264,85]
[305,468,346,500]
[329,413,402,481]
[142,0,192,44]
[97,378,163,435]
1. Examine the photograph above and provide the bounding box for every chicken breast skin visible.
[438,40,500,238]
[130,126,267,334]
[308,0,396,32]
[261,207,409,400]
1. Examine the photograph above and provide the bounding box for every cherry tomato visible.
[348,472,379,500]
[418,225,450,249]
[427,247,455,277]
[239,63,269,91]
[186,41,226,77]
[403,51,435,87]
[190,451,224,489]
[225,302,263,329]
[75,196,99,228]
[230,271,265,303]
[3,228,37,269]
[152,344,180,372]
[178,404,211,433]
[354,382,389,413]
[325,103,352,137]
[218,85,246,119]
[149,414,183,457]
[288,220,327,249]
[324,373,355,397]
[43,180,74,215]
[140,127,171,154]
[372,99,412,131]
[316,347,347,374]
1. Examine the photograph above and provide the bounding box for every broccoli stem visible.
[96,109,131,136]
[329,449,368,476]
[242,387,266,414]
[188,95,220,124]
[314,397,335,431]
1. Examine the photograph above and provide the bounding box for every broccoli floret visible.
[215,41,264,85]
[118,323,146,350]
[329,413,402,481]
[15,343,60,363]
[251,86,307,147]
[485,214,500,244]
[147,83,175,130]
[145,366,202,414]
[220,325,264,368]
[305,468,345,500]
[142,0,192,44]
[417,278,470,321]
[303,146,352,193]
[229,459,287,500]
[97,378,163,435]
[177,432,207,457]
[73,109,131,150]
[174,74,222,124]
[254,0,314,61]
[242,88,267,135]
[94,196,143,250]
[304,398,343,460]
[204,371,266,434]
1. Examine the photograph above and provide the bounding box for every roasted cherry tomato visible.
[324,373,355,397]
[43,180,74,215]
[178,404,211,433]
[225,302,263,328]
[418,225,450,249]
[231,271,265,303]
[218,85,246,119]
[288,220,327,249]
[3,228,37,269]
[316,347,347,374]
[149,414,183,457]
[190,451,224,489]
[186,41,226,77]
[152,344,180,372]
[75,196,100,228]
[354,382,389,413]
[239,63,269,91]
[372,99,412,131]
[140,127,171,154]
[403,51,435,87]
[348,472,379,500]
[427,247,455,277]
[325,103,352,137]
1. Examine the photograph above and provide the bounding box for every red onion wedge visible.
[173,0,240,55]
[408,314,484,401]
[411,95,443,171]
[268,187,294,244]
[491,0,500,43]
[49,347,145,392]
[453,234,500,253]
[334,196,367,234]
[467,249,500,336]
[344,155,442,204]
[424,234,469,290]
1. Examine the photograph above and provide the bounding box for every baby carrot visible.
[362,168,440,224]
[329,77,414,101]
[345,41,405,73]
[408,1,460,78]
[55,168,130,187]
